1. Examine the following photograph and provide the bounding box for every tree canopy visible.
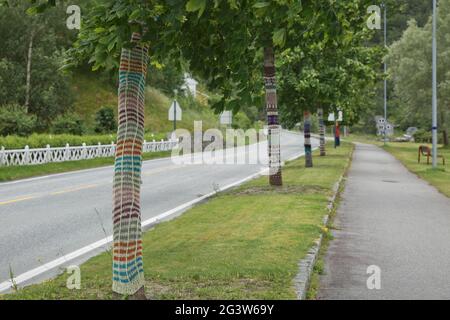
[387,0,450,143]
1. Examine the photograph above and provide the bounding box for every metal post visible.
[383,3,388,145]
[46,144,51,163]
[0,146,5,166]
[173,89,178,132]
[24,145,30,165]
[174,100,177,132]
[432,0,438,168]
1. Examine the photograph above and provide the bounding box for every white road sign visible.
[328,111,343,122]
[220,111,232,125]
[168,100,182,121]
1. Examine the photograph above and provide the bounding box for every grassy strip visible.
[1,142,353,300]
[342,133,384,146]
[306,146,355,300]
[383,143,450,197]
[0,151,171,182]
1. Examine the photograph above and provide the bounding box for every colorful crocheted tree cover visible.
[304,110,313,168]
[335,121,341,148]
[112,32,149,295]
[264,47,282,186]
[318,108,326,156]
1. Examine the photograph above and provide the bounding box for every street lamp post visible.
[432,0,438,168]
[383,3,388,146]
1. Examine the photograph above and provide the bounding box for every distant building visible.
[181,73,198,98]
[375,116,394,137]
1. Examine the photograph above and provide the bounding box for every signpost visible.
[327,111,343,122]
[328,111,343,148]
[220,111,233,128]
[168,100,182,131]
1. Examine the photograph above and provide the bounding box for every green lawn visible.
[0,151,171,182]
[384,143,450,197]
[343,133,384,146]
[1,142,353,300]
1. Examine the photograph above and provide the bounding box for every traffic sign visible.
[168,100,182,121]
[220,111,232,125]
[328,111,343,122]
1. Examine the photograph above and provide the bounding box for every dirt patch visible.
[145,278,273,300]
[230,185,327,196]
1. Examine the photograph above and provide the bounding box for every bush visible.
[0,104,37,137]
[94,106,117,133]
[0,132,169,149]
[232,112,252,130]
[414,129,432,143]
[51,113,85,135]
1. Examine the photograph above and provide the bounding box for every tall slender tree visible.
[303,110,313,167]
[112,31,148,298]
[278,1,382,162]
[264,46,282,185]
[176,1,348,183]
[318,107,326,156]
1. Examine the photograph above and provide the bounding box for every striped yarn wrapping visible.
[335,121,341,148]
[264,47,282,186]
[304,110,313,168]
[318,108,326,156]
[112,32,149,295]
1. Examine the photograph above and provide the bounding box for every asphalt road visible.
[319,143,450,300]
[0,130,313,290]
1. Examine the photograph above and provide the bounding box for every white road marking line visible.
[0,140,315,293]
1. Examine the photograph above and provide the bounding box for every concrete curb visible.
[294,145,354,300]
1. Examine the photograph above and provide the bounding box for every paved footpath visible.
[319,143,450,300]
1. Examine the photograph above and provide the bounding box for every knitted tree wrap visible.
[335,122,341,148]
[304,110,313,168]
[112,32,149,295]
[318,108,326,156]
[264,47,282,186]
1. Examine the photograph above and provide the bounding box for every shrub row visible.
[0,132,167,150]
[0,105,118,137]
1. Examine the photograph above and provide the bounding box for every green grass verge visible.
[1,142,353,300]
[343,133,384,146]
[383,143,450,197]
[306,146,355,300]
[0,151,171,183]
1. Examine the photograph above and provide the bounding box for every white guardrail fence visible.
[0,140,178,167]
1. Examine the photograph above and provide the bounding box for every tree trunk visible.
[441,109,449,147]
[443,129,449,147]
[264,47,282,186]
[304,110,313,167]
[334,121,341,148]
[318,108,326,156]
[25,30,35,111]
[112,32,148,299]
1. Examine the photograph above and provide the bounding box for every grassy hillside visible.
[71,73,238,135]
[0,73,254,149]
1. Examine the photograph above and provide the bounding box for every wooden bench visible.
[418,145,446,165]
